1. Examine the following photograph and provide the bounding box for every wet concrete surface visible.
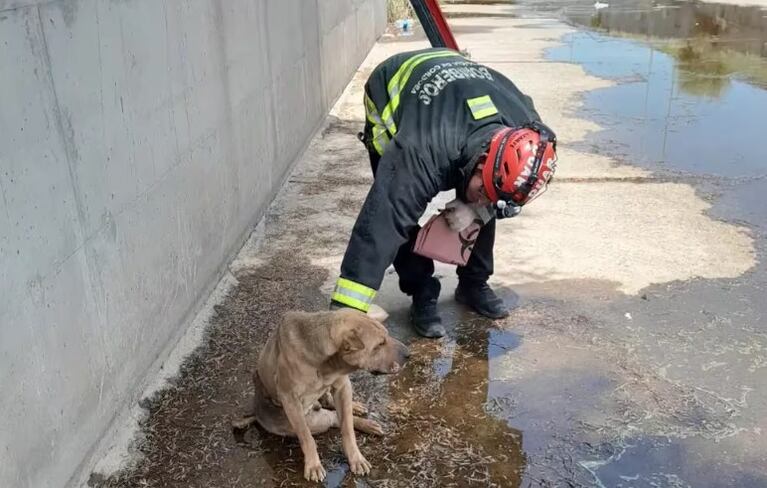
[525,0,767,234]
[528,1,767,485]
[92,2,766,487]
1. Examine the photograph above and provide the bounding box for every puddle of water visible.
[545,0,767,107]
[580,436,767,488]
[361,317,527,487]
[323,463,372,488]
[520,0,767,58]
[712,177,767,232]
[543,28,767,232]
[323,464,348,488]
[521,0,767,231]
[548,32,767,179]
[431,338,456,379]
[559,0,767,74]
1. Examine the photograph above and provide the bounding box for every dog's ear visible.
[341,329,365,354]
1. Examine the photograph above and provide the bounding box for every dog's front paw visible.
[304,458,326,482]
[348,452,372,476]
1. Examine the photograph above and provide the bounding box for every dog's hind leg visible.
[352,416,384,436]
[318,392,334,409]
[319,391,368,416]
[304,408,382,436]
[254,408,339,437]
[351,402,368,416]
[305,408,339,434]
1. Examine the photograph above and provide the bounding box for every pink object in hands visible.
[413,212,482,266]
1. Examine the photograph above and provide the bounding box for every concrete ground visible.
[90,2,766,487]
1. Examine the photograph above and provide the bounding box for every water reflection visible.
[541,0,767,231]
[369,318,526,487]
[672,43,731,98]
[548,31,767,177]
[575,0,767,45]
[522,0,767,95]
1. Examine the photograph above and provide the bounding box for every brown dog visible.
[233,308,409,482]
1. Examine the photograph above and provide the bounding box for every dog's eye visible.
[375,339,386,349]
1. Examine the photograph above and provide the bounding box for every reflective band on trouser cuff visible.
[467,95,498,120]
[380,50,462,135]
[332,278,377,312]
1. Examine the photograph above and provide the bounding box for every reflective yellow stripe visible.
[385,49,452,98]
[471,106,498,120]
[336,278,376,297]
[332,278,376,312]
[371,125,389,155]
[467,95,498,120]
[364,93,382,125]
[364,94,390,155]
[382,114,396,135]
[365,93,396,136]
[381,50,462,135]
[331,292,371,312]
[466,95,493,108]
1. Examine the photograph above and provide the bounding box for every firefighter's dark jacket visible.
[332,48,542,312]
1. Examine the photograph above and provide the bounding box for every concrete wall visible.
[0,1,386,486]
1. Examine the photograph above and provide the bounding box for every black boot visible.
[410,278,445,338]
[455,281,509,319]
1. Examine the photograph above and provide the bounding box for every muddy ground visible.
[91,2,767,487]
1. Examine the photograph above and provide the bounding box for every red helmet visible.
[481,122,557,205]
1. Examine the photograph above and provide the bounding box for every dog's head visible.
[332,309,410,375]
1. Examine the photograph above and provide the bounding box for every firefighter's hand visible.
[444,199,477,232]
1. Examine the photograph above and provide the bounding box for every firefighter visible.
[331,47,558,338]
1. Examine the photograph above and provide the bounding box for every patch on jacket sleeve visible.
[466,95,498,120]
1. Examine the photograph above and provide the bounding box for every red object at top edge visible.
[423,0,460,51]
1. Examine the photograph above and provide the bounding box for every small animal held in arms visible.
[232,308,409,482]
